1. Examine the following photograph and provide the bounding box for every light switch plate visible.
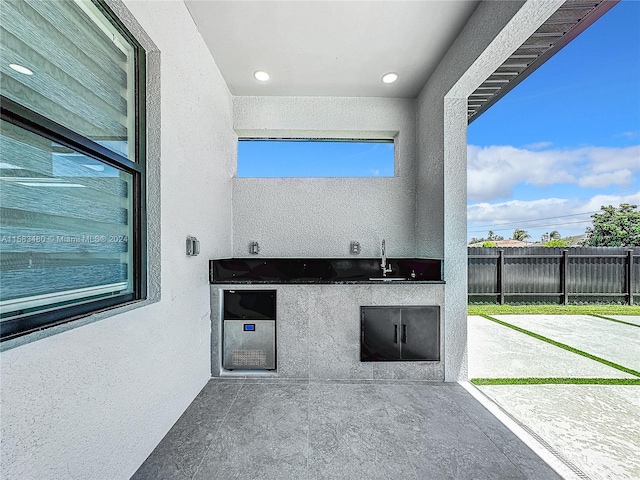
[186,236,200,256]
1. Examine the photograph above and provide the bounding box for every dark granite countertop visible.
[210,257,443,284]
[211,280,446,285]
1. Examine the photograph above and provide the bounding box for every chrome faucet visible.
[381,239,392,276]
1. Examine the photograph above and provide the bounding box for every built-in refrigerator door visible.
[361,307,401,361]
[223,320,276,369]
[400,306,440,361]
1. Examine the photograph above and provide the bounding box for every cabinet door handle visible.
[401,324,407,343]
[394,324,398,344]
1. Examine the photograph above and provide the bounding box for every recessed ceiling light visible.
[0,162,23,170]
[83,164,105,172]
[254,70,270,82]
[9,63,33,75]
[381,72,398,84]
[17,182,86,188]
[0,177,85,187]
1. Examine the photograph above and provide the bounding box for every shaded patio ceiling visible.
[184,0,480,98]
[185,0,618,122]
[467,0,618,123]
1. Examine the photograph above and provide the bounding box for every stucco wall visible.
[0,1,235,478]
[232,96,417,258]
[416,0,564,381]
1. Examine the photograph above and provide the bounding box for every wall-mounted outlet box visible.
[350,241,361,254]
[186,236,200,256]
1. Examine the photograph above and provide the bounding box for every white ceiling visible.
[184,0,480,98]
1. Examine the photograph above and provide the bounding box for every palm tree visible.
[512,229,531,242]
[549,230,561,240]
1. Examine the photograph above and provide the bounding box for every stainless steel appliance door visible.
[400,306,440,361]
[361,307,401,361]
[223,320,276,370]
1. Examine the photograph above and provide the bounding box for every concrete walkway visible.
[482,384,640,480]
[605,315,640,327]
[493,314,640,371]
[468,316,635,379]
[468,314,640,480]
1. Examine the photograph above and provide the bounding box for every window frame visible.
[236,137,396,178]
[0,0,147,341]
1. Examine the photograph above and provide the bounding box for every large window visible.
[237,139,395,177]
[0,0,146,340]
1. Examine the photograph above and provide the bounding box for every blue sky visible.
[467,0,640,242]
[238,140,394,177]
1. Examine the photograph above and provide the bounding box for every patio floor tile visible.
[132,379,560,480]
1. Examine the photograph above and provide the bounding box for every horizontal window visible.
[237,139,395,178]
[0,120,134,316]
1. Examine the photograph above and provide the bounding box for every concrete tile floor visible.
[132,379,562,480]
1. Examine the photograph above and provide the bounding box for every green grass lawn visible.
[468,304,640,316]
[471,377,640,386]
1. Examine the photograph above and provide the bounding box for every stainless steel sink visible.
[368,277,407,281]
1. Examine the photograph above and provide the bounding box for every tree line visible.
[469,203,640,247]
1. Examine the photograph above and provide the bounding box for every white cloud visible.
[467,191,640,240]
[524,141,553,150]
[616,131,639,140]
[578,169,633,188]
[467,144,640,202]
[579,192,640,212]
[587,146,640,173]
[468,198,565,222]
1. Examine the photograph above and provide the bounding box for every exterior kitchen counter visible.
[211,280,445,284]
[210,257,443,283]
[211,282,445,381]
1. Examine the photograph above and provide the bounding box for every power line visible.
[467,210,597,229]
[468,219,592,234]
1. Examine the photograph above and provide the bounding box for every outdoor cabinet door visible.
[361,307,401,361]
[400,306,440,361]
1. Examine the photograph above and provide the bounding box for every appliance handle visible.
[401,324,407,344]
[394,324,398,344]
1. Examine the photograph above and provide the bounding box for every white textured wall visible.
[0,1,235,478]
[416,0,563,381]
[232,96,416,258]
